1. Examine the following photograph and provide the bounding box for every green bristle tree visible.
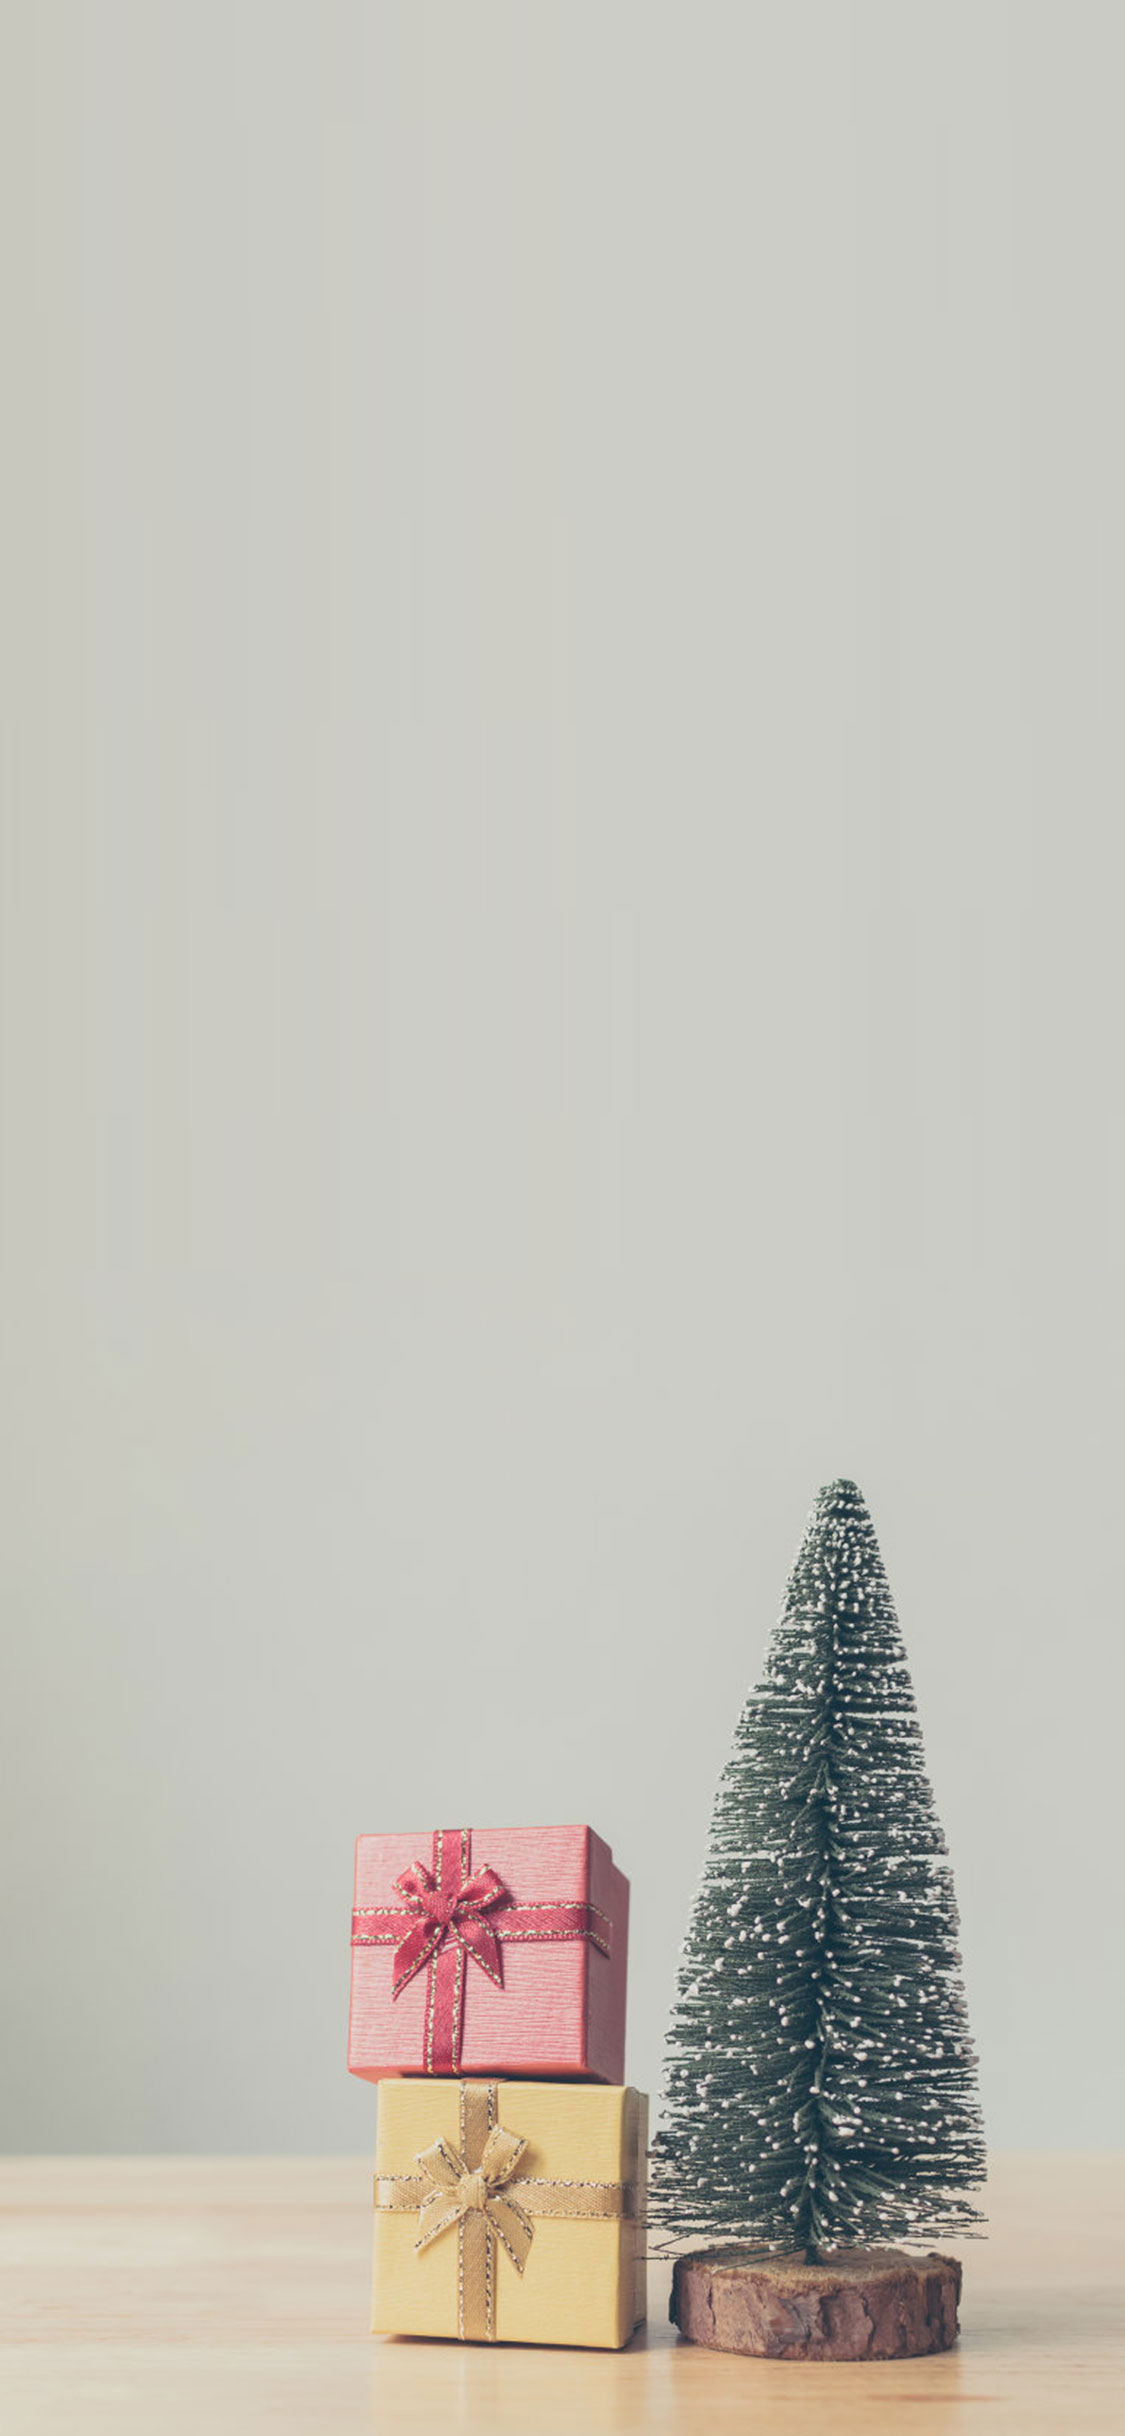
[650,1479,985,2260]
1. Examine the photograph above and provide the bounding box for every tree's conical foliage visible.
[650,1480,986,2256]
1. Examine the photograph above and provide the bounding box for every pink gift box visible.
[348,1824,629,2083]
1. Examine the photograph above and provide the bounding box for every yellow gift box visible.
[372,2079,647,2348]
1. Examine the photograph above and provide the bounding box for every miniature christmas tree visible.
[651,1479,985,2271]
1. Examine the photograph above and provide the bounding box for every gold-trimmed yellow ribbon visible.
[414,2123,534,2274]
[375,2082,634,2341]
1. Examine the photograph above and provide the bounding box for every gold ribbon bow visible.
[376,2082,634,2341]
[414,2122,534,2278]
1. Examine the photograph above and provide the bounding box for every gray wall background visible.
[2,0,1122,2154]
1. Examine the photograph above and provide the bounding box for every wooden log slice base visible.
[671,2245,962,2361]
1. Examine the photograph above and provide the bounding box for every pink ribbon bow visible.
[390,1858,507,1999]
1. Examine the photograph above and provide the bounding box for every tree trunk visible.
[671,2245,961,2360]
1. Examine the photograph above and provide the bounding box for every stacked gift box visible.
[348,1824,646,2348]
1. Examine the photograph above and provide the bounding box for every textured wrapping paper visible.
[372,2080,648,2348]
[349,1825,629,2082]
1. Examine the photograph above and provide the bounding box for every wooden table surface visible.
[1,2153,1120,2433]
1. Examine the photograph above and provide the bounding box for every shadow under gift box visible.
[372,2079,648,2348]
[348,1825,629,2082]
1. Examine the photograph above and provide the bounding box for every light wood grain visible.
[1,2154,1121,2433]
